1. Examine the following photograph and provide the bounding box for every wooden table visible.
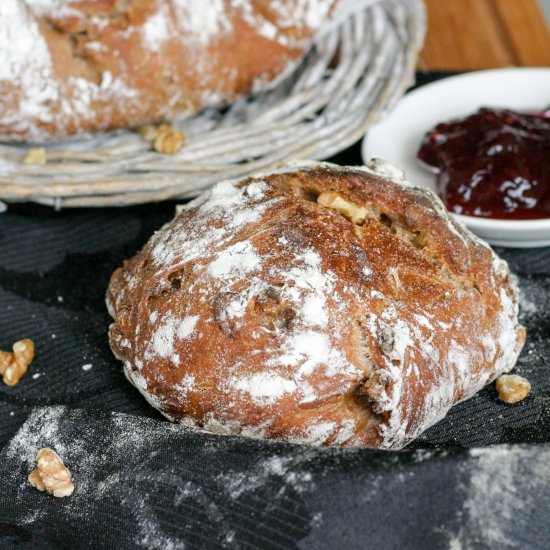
[420,0,550,70]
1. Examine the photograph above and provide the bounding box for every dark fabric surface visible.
[1,407,549,550]
[0,72,548,549]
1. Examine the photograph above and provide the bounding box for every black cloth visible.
[0,73,548,549]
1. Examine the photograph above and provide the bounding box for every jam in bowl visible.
[417,107,550,220]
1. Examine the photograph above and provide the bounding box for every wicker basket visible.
[0,0,425,208]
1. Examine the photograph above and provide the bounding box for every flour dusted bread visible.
[106,161,526,449]
[0,0,339,141]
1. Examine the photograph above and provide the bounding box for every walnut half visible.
[0,339,35,386]
[28,448,74,498]
[139,124,186,154]
[496,374,531,404]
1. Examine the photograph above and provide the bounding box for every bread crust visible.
[0,0,338,141]
[106,161,526,448]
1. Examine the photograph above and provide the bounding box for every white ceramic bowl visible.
[362,68,550,248]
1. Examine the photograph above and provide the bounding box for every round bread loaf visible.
[106,161,526,449]
[0,0,339,141]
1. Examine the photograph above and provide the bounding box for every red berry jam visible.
[417,108,550,219]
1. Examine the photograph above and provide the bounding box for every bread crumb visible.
[22,148,47,165]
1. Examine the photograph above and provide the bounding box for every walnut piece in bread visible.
[106,161,526,449]
[1,0,340,141]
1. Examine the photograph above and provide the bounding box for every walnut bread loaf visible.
[0,0,340,141]
[106,160,526,449]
